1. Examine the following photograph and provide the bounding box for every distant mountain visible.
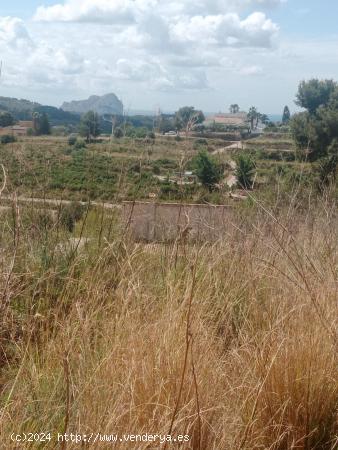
[61,93,123,115]
[0,96,40,115]
[0,96,80,125]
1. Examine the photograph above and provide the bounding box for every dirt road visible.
[1,195,120,210]
[212,141,245,155]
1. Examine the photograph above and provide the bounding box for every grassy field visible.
[0,196,337,449]
[0,133,317,205]
[0,134,337,449]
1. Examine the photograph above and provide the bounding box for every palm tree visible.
[229,104,240,114]
[247,106,258,131]
[260,114,270,125]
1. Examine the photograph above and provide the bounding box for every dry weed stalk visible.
[0,194,336,449]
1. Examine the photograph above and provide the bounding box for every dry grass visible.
[0,200,337,449]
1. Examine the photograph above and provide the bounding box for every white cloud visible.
[0,0,296,109]
[115,58,208,91]
[32,1,280,63]
[239,65,263,75]
[116,58,161,82]
[171,12,278,48]
[28,46,86,76]
[34,0,287,23]
[34,0,138,24]
[0,16,33,48]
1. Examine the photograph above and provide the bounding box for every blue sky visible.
[0,0,337,113]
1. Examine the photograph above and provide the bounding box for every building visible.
[18,121,34,128]
[0,120,34,136]
[204,112,247,127]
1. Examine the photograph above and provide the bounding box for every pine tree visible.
[235,154,255,189]
[39,113,51,135]
[282,105,291,124]
[194,150,222,191]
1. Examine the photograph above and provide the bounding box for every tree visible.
[194,150,223,191]
[291,79,338,161]
[282,106,291,124]
[0,111,14,127]
[32,112,40,134]
[174,107,205,133]
[290,112,311,153]
[229,104,239,114]
[317,139,338,189]
[260,114,270,125]
[79,111,101,142]
[247,106,258,131]
[38,112,51,135]
[295,79,336,114]
[113,127,123,138]
[31,112,51,135]
[159,115,175,134]
[235,154,255,189]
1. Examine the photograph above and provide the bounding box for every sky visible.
[0,0,338,114]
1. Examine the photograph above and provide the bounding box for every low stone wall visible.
[122,201,233,242]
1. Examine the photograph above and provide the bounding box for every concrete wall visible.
[122,201,233,242]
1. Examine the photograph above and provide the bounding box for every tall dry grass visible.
[0,199,337,449]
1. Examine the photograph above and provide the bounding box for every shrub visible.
[193,150,223,191]
[68,135,77,146]
[195,138,208,146]
[1,134,16,144]
[60,202,85,232]
[152,165,161,175]
[74,140,86,150]
[113,127,123,138]
[135,127,148,139]
[159,181,181,199]
[235,154,256,189]
[193,138,208,150]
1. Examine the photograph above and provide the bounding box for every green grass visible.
[0,134,336,205]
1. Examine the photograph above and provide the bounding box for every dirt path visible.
[1,195,120,210]
[212,141,245,155]
[211,145,239,187]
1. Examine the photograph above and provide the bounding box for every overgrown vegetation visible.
[0,79,337,449]
[235,154,256,189]
[0,193,336,449]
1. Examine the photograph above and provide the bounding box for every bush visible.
[195,138,208,146]
[60,202,85,232]
[193,138,208,150]
[0,134,16,144]
[152,165,161,175]
[74,140,86,150]
[159,181,181,199]
[113,127,123,139]
[193,150,223,191]
[235,154,256,189]
[68,135,77,146]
